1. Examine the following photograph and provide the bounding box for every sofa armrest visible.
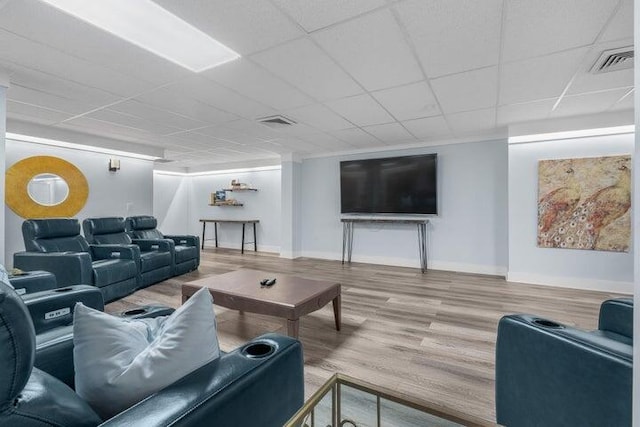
[496,314,632,427]
[22,285,104,334]
[100,334,303,427]
[14,251,93,287]
[599,298,633,339]
[131,238,174,252]
[9,270,57,295]
[164,235,199,247]
[90,244,140,261]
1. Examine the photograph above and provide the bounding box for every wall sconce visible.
[108,158,121,172]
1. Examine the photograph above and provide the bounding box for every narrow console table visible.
[341,218,429,273]
[199,219,259,254]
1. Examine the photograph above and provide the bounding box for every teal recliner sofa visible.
[14,218,139,303]
[0,278,305,427]
[83,217,173,288]
[496,298,632,427]
[126,215,200,276]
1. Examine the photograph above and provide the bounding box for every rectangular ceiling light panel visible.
[39,0,240,72]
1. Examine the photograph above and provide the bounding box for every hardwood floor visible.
[107,249,627,424]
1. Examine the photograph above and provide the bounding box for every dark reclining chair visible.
[496,297,633,427]
[83,217,173,288]
[14,218,139,303]
[0,279,305,427]
[126,215,200,276]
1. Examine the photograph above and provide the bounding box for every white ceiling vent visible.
[591,47,634,74]
[257,115,297,129]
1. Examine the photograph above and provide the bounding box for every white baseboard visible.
[300,250,506,276]
[506,272,633,294]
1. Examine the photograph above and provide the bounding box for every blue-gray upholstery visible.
[83,217,172,288]
[0,279,304,427]
[126,215,200,276]
[14,218,139,303]
[9,270,57,295]
[495,298,633,427]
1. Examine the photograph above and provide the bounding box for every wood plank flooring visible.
[106,249,628,424]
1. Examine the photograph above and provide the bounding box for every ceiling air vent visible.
[257,115,296,129]
[591,47,634,74]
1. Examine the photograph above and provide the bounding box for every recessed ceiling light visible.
[38,0,240,72]
[508,125,635,144]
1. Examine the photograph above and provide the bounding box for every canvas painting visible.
[537,155,631,252]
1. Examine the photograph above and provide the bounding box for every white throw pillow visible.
[73,287,219,419]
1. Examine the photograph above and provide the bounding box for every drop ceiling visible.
[0,0,634,170]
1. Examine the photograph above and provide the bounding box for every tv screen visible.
[340,154,437,215]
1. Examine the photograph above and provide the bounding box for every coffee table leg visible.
[287,319,299,339]
[332,294,341,331]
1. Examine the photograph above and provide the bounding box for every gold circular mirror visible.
[27,173,70,206]
[6,156,89,218]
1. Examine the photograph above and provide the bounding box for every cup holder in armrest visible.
[54,287,73,293]
[533,318,564,329]
[242,341,277,359]
[123,308,148,316]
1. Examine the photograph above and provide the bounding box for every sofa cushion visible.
[83,218,132,246]
[139,251,172,273]
[132,228,164,240]
[174,245,199,263]
[128,216,159,231]
[73,287,219,419]
[91,259,137,288]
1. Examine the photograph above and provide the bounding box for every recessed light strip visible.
[154,165,281,177]
[38,0,240,72]
[6,133,162,160]
[508,125,635,144]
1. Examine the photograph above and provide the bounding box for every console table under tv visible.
[341,218,429,273]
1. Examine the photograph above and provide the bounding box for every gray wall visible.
[300,140,509,274]
[5,139,154,267]
[508,132,634,292]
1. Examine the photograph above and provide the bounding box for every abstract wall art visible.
[537,155,631,252]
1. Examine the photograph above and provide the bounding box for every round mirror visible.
[27,173,70,206]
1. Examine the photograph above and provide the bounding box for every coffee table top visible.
[183,269,340,308]
[285,374,496,427]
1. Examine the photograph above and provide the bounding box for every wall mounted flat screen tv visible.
[340,154,437,215]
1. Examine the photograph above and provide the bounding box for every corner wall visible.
[507,133,634,293]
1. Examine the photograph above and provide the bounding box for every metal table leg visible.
[417,222,428,273]
[241,223,246,254]
[214,222,218,247]
[253,222,257,251]
[201,222,206,250]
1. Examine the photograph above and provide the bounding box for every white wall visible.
[184,168,281,253]
[300,140,509,274]
[153,172,190,234]
[5,139,154,266]
[508,133,634,293]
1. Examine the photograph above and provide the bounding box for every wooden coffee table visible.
[182,269,341,339]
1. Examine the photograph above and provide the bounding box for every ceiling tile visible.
[164,77,276,120]
[395,0,502,77]
[567,40,634,95]
[362,123,415,143]
[502,0,618,62]
[286,103,353,131]
[500,48,589,105]
[203,59,314,110]
[551,88,630,118]
[7,100,74,125]
[446,108,496,135]
[431,67,498,114]
[313,9,422,91]
[7,83,98,115]
[609,90,634,111]
[599,0,633,42]
[325,94,394,127]
[57,117,159,142]
[251,38,362,101]
[153,0,304,55]
[272,0,386,32]
[497,99,554,126]
[298,132,352,151]
[0,0,190,85]
[192,125,267,145]
[8,64,121,108]
[372,81,440,121]
[109,100,207,131]
[86,109,182,135]
[329,128,384,147]
[402,116,451,140]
